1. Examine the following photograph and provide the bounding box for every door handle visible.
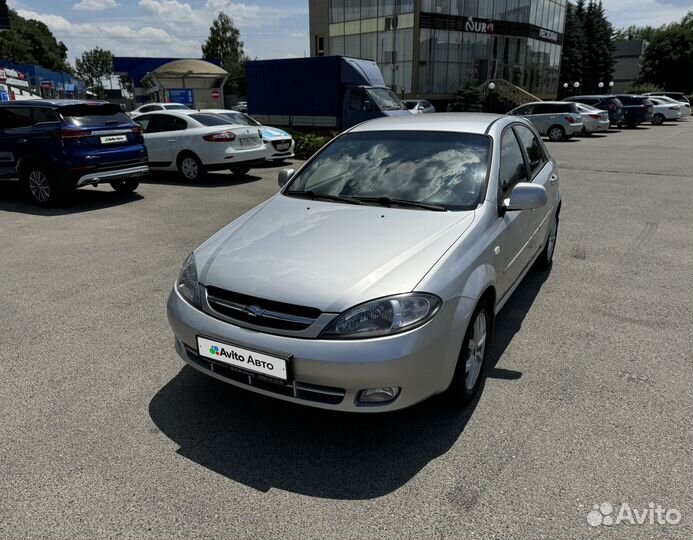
[549,174,558,184]
[167,139,176,143]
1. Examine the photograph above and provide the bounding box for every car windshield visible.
[165,104,189,110]
[59,104,131,126]
[217,112,260,126]
[189,113,232,126]
[285,131,491,211]
[404,101,417,110]
[368,88,406,111]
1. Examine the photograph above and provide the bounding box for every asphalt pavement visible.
[0,118,691,539]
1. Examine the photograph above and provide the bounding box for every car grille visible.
[184,346,345,405]
[271,139,292,152]
[205,286,322,331]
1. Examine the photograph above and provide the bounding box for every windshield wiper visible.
[286,190,361,205]
[352,196,446,211]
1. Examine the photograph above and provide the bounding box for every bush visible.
[626,83,664,94]
[288,131,336,160]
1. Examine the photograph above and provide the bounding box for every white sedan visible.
[575,103,610,135]
[200,109,295,161]
[648,96,690,118]
[647,98,682,125]
[133,111,268,181]
[130,102,190,118]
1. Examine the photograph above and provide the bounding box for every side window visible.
[142,114,168,133]
[533,103,551,114]
[156,115,187,132]
[350,90,366,111]
[1,107,34,128]
[140,105,157,113]
[135,115,152,132]
[499,129,528,197]
[514,125,546,178]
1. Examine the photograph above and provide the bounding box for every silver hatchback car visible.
[167,113,561,412]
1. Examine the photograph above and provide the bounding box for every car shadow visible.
[141,171,265,188]
[148,267,550,499]
[0,183,144,216]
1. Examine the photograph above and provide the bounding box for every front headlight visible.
[320,293,442,339]
[177,253,200,308]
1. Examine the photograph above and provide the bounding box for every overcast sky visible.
[6,0,692,64]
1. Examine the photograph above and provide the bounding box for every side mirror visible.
[363,100,374,112]
[277,168,294,188]
[503,182,547,211]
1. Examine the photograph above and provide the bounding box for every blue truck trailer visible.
[246,56,411,131]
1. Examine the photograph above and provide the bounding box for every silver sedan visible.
[167,113,562,412]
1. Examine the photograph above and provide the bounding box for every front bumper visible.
[166,288,467,412]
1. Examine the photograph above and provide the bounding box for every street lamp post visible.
[562,82,568,98]
[598,81,604,93]
[487,82,496,113]
[608,81,614,94]
[573,81,580,95]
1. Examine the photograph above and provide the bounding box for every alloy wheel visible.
[549,127,563,141]
[28,170,50,203]
[181,157,199,180]
[465,311,487,391]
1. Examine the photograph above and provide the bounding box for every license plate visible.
[197,336,288,381]
[276,143,290,151]
[100,135,127,144]
[239,137,258,147]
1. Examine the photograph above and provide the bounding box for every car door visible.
[0,107,21,180]
[513,124,557,257]
[495,126,535,298]
[528,103,555,134]
[138,114,186,166]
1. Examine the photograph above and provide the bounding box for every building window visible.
[316,35,325,56]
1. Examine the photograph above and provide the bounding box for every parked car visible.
[0,99,148,206]
[644,92,690,107]
[133,111,267,181]
[130,102,190,118]
[574,103,610,135]
[613,95,654,128]
[646,95,691,117]
[167,113,561,412]
[404,99,436,114]
[647,97,682,125]
[507,101,583,141]
[200,109,295,161]
[564,95,624,126]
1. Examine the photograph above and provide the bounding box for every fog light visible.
[357,387,400,405]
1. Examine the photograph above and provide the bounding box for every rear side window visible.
[164,104,189,110]
[59,104,131,127]
[189,113,232,126]
[0,107,34,128]
[499,129,528,197]
[514,125,546,177]
[138,114,188,133]
[139,105,160,113]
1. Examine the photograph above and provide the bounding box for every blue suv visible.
[0,100,148,206]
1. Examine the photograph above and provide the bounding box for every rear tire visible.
[445,300,493,407]
[177,153,205,182]
[548,125,565,142]
[23,165,65,207]
[230,165,251,176]
[109,179,139,193]
[651,113,664,126]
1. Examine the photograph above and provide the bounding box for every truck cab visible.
[344,86,410,128]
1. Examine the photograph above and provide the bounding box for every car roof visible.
[569,95,616,99]
[348,113,506,135]
[0,99,109,108]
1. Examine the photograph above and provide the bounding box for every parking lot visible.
[1,119,691,539]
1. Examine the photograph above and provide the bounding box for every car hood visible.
[261,126,291,140]
[196,194,474,313]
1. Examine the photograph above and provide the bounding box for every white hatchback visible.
[134,111,269,181]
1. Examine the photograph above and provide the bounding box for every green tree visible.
[451,82,484,112]
[560,2,586,89]
[0,9,70,72]
[75,47,114,98]
[201,12,248,95]
[638,12,693,93]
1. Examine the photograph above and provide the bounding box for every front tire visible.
[177,153,205,182]
[24,166,65,206]
[446,301,492,406]
[109,179,139,193]
[548,125,565,142]
[230,165,251,176]
[536,213,559,269]
[651,113,664,126]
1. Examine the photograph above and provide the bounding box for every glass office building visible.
[309,0,567,99]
